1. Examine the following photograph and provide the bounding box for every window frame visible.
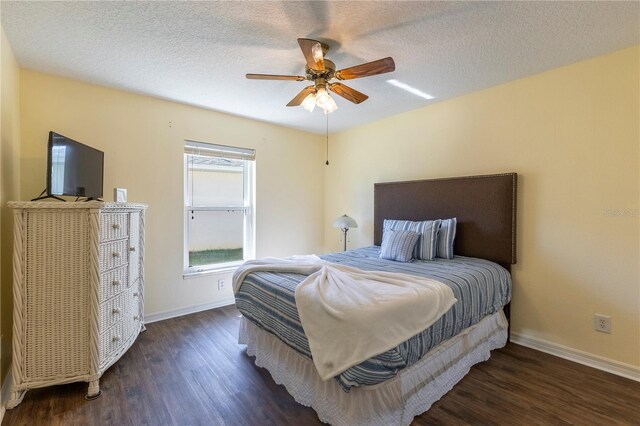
[183,141,255,276]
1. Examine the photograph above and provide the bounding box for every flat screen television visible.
[42,131,104,200]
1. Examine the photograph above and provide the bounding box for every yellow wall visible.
[19,70,325,319]
[325,46,640,368]
[0,27,22,382]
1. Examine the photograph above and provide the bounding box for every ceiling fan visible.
[246,38,395,114]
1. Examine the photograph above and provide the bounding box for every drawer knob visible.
[112,335,121,342]
[129,247,136,252]
[112,308,121,314]
[112,279,121,286]
[112,252,120,258]
[112,223,120,230]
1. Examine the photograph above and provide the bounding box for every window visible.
[184,140,255,274]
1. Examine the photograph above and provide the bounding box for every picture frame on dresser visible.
[7,201,147,408]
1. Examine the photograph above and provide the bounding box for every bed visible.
[235,173,517,426]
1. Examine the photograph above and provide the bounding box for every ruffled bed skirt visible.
[238,310,508,426]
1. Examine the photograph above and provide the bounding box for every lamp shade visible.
[333,214,358,229]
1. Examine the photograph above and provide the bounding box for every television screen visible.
[47,132,104,199]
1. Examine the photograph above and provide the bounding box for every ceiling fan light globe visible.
[301,93,316,112]
[315,88,331,108]
[323,96,338,114]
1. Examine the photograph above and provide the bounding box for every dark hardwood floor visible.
[3,305,639,426]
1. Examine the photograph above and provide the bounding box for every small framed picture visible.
[114,188,127,203]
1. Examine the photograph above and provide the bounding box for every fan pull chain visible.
[325,114,330,166]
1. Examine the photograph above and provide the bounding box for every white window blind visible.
[184,140,255,161]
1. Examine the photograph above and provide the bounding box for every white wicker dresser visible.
[7,202,147,408]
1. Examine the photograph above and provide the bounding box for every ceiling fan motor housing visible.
[307,59,336,83]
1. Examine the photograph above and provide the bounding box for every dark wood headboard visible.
[374,173,517,267]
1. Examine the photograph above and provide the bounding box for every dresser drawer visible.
[123,283,143,342]
[99,266,128,302]
[100,213,129,242]
[100,321,124,366]
[100,240,128,271]
[99,292,126,332]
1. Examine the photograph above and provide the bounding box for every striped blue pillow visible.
[437,218,457,259]
[383,219,442,261]
[379,229,420,262]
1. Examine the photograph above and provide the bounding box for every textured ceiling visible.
[1,1,638,134]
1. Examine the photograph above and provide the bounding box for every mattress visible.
[234,246,511,391]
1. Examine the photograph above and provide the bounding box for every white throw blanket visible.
[232,255,325,293]
[233,258,457,380]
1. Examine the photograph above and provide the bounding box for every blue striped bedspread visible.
[235,246,511,391]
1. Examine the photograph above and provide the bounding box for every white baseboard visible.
[0,367,13,423]
[144,297,236,324]
[510,332,640,382]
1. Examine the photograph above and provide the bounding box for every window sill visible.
[183,265,239,279]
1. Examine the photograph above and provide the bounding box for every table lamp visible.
[333,214,358,251]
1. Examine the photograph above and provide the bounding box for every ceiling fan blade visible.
[287,85,316,107]
[246,73,306,81]
[329,83,369,104]
[335,57,395,80]
[298,38,325,71]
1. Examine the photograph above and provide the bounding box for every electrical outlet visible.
[218,279,226,291]
[594,314,611,333]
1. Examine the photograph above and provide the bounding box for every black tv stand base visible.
[30,189,103,202]
[31,189,65,202]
